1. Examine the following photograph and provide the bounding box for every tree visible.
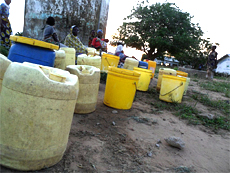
[114,2,209,64]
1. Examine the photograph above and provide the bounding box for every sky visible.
[4,0,229,59]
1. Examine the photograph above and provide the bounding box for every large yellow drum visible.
[104,67,140,109]
[0,62,79,171]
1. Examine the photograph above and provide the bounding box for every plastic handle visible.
[105,57,111,66]
[160,82,183,96]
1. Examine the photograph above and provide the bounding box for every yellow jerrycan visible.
[87,47,96,56]
[0,62,79,171]
[0,53,11,93]
[156,68,177,91]
[54,49,66,70]
[60,47,76,68]
[66,65,100,113]
[77,54,101,69]
[123,57,139,70]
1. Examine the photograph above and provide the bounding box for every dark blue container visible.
[138,61,148,69]
[8,43,56,67]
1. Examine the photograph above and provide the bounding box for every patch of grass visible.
[192,79,199,82]
[192,94,230,115]
[199,81,230,98]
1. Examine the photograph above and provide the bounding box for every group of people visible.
[43,16,109,58]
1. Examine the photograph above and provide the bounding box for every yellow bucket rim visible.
[162,74,186,82]
[133,67,152,73]
[108,66,140,77]
[102,54,120,60]
[10,36,59,50]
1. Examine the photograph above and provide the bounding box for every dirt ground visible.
[1,77,230,173]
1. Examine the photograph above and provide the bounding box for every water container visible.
[123,58,139,70]
[177,75,190,95]
[101,54,120,72]
[66,65,100,113]
[144,60,157,79]
[138,61,148,69]
[8,42,56,67]
[104,67,140,109]
[0,62,79,171]
[0,54,11,93]
[156,68,177,91]
[60,48,76,68]
[177,70,188,77]
[54,50,66,70]
[159,74,186,103]
[133,67,152,91]
[77,54,101,69]
[87,47,96,56]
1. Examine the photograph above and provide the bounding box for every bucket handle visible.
[105,57,111,66]
[160,82,183,96]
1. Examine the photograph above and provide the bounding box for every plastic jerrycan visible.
[66,65,100,113]
[123,57,139,70]
[159,74,186,103]
[87,47,96,56]
[0,54,11,93]
[0,62,79,171]
[60,47,76,68]
[77,54,101,69]
[143,59,157,79]
[104,67,141,109]
[156,68,177,91]
[54,49,66,70]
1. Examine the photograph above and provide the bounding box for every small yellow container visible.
[104,67,140,109]
[133,67,152,91]
[159,74,186,103]
[123,58,139,70]
[101,54,120,72]
[60,48,76,68]
[144,60,157,79]
[157,68,177,91]
[177,70,188,77]
[54,50,66,70]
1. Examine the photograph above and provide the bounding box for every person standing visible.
[0,0,12,49]
[206,45,218,80]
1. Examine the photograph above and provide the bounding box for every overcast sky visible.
[4,0,229,58]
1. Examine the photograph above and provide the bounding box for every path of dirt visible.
[1,78,229,173]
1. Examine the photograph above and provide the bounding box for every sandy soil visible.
[1,78,230,173]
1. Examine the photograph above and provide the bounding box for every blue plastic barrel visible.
[8,43,56,67]
[138,61,148,69]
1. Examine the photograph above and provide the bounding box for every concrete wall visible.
[23,0,110,45]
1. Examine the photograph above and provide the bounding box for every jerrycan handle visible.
[160,82,183,96]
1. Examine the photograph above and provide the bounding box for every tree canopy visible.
[113,2,214,67]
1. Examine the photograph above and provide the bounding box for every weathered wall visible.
[23,0,110,45]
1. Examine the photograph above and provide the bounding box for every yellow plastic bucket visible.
[159,74,186,103]
[104,67,140,109]
[144,60,157,79]
[157,68,177,91]
[133,67,152,91]
[101,54,120,72]
[177,70,188,77]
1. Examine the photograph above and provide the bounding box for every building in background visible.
[154,57,179,67]
[216,54,230,75]
[23,0,110,45]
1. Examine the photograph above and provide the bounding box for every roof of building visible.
[218,54,230,63]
